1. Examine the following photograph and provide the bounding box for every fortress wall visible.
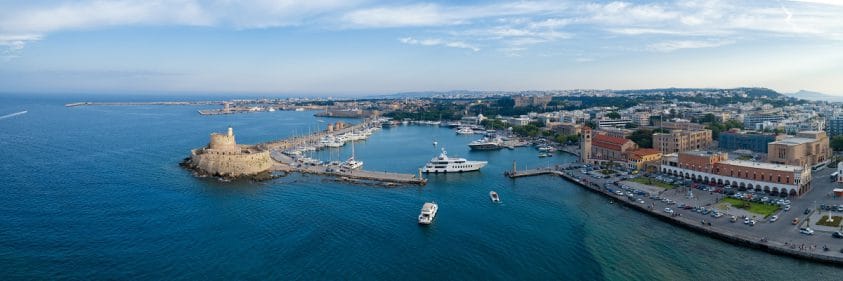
[191,150,272,177]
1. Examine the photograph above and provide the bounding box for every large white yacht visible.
[455,127,474,135]
[418,202,438,225]
[422,148,487,173]
[468,137,503,150]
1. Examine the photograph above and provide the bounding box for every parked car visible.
[792,218,800,225]
[730,216,737,223]
[800,228,814,235]
[769,215,778,222]
[833,231,843,239]
[804,208,811,215]
[784,205,791,211]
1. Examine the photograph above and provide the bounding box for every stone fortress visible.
[184,127,272,178]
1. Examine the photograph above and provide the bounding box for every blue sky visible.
[0,0,842,96]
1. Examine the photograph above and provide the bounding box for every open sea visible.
[0,94,840,280]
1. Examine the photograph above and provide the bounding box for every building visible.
[743,114,784,129]
[827,116,843,137]
[595,127,632,138]
[553,122,581,136]
[653,129,713,154]
[626,148,662,171]
[718,129,776,153]
[660,151,811,196]
[654,120,706,131]
[512,95,552,108]
[767,131,830,168]
[580,126,592,163]
[591,134,638,162]
[187,127,273,178]
[597,118,632,128]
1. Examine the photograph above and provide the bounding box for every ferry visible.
[468,137,503,150]
[422,148,487,173]
[418,202,438,225]
[456,127,474,135]
[489,191,501,203]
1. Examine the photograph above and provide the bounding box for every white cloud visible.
[399,37,479,52]
[647,40,734,52]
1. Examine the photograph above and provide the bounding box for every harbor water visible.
[0,94,840,280]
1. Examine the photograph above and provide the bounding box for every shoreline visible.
[516,166,843,266]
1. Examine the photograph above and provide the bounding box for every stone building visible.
[591,134,638,162]
[653,129,712,154]
[660,151,811,196]
[188,127,272,178]
[767,131,830,168]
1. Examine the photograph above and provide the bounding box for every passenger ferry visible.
[418,202,438,225]
[422,148,487,173]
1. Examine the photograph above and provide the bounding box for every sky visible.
[0,0,842,96]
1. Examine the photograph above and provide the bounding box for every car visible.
[637,199,645,204]
[784,205,791,211]
[730,216,737,223]
[800,228,814,235]
[833,231,843,239]
[792,218,800,225]
[769,215,778,222]
[838,206,843,212]
[804,208,811,215]
[749,220,756,226]
[664,208,673,214]
[744,218,750,224]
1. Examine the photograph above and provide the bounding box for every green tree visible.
[831,136,843,151]
[606,112,621,119]
[700,113,716,123]
[628,129,654,148]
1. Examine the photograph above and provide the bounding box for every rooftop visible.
[769,137,816,146]
[718,160,803,172]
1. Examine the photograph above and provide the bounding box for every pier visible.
[260,119,426,186]
[65,101,224,107]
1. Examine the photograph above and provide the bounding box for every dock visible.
[505,167,560,178]
[263,119,426,186]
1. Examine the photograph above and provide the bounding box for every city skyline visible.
[1,0,842,96]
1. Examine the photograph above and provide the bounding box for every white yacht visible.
[468,137,503,150]
[456,127,474,135]
[489,191,501,203]
[341,140,363,170]
[422,148,487,173]
[320,136,345,148]
[418,202,438,225]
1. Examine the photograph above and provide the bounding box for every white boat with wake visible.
[422,148,487,173]
[489,191,501,203]
[418,202,438,225]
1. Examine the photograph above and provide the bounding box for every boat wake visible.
[0,110,27,120]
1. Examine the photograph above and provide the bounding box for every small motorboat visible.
[538,153,553,158]
[489,191,501,203]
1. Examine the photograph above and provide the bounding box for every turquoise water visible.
[0,95,840,280]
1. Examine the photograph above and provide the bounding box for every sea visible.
[0,94,840,280]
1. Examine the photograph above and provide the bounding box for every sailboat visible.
[342,139,363,170]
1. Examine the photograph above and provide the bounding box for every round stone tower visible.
[209,127,238,152]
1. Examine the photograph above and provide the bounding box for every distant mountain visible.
[785,90,843,102]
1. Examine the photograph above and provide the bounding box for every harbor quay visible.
[508,162,843,265]
[185,119,426,186]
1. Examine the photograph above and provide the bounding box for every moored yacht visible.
[468,137,503,150]
[422,148,487,173]
[456,127,474,135]
[418,202,438,225]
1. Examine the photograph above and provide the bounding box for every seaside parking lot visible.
[559,162,843,259]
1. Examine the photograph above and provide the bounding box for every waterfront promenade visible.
[508,164,843,265]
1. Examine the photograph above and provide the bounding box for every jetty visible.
[65,101,224,107]
[186,119,426,186]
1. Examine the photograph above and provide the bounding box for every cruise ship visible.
[418,202,438,225]
[468,137,504,150]
[422,148,487,173]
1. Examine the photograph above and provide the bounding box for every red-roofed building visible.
[626,148,662,171]
[592,134,638,162]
